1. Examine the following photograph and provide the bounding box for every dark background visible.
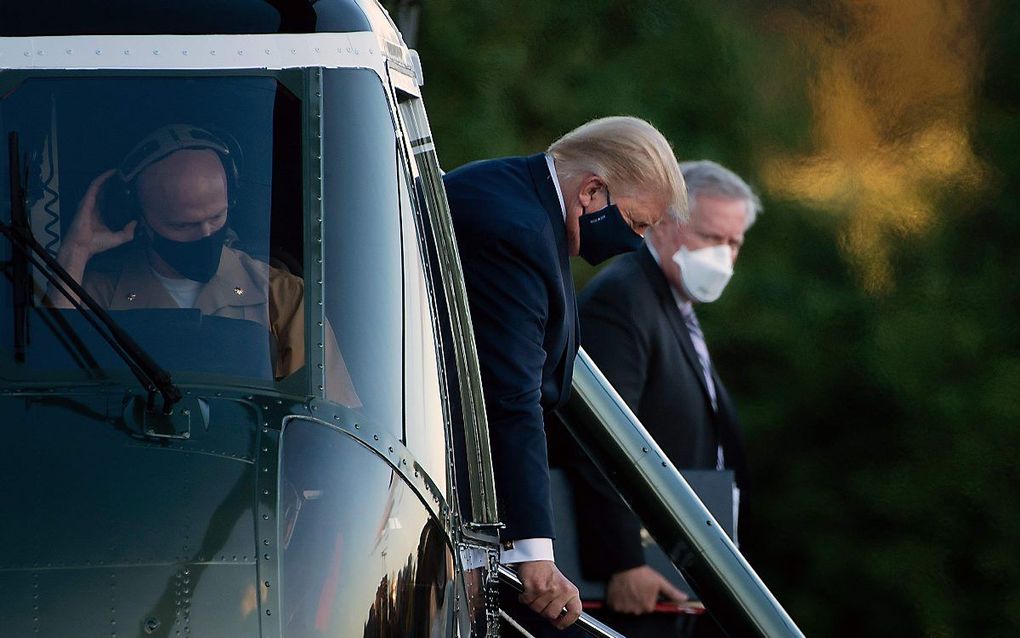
[388,1,1020,635]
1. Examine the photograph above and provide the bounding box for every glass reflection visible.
[280,419,452,637]
[399,150,448,494]
[321,69,402,432]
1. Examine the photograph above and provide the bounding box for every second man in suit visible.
[570,160,760,635]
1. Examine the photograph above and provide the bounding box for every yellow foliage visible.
[760,0,989,292]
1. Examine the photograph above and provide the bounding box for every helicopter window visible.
[320,69,404,435]
[398,149,448,495]
[0,73,307,387]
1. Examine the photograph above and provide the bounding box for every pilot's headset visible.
[99,124,240,232]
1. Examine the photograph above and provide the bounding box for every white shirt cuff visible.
[499,537,555,564]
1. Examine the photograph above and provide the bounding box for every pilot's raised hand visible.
[516,559,582,629]
[48,170,137,307]
[61,169,138,264]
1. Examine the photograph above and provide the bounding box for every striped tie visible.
[681,304,725,470]
[681,304,717,413]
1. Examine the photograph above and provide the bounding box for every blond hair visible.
[547,116,688,222]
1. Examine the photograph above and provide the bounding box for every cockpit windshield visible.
[0,72,306,388]
[3,68,417,429]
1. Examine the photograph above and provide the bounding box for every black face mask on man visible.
[147,223,228,283]
[577,190,643,265]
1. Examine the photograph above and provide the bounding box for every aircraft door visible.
[277,417,454,637]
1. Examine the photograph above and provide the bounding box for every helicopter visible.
[0,1,803,636]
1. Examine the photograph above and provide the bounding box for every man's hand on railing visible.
[517,559,583,629]
[607,564,688,615]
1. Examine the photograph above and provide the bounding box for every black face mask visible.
[148,223,228,283]
[577,192,643,265]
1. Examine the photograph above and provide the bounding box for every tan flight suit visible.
[82,241,359,406]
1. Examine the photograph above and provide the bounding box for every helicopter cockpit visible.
[0,69,407,417]
[0,6,482,634]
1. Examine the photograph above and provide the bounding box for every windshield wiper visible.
[8,137,29,362]
[2,131,182,414]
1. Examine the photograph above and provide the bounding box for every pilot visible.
[47,124,358,406]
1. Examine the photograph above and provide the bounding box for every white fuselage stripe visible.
[0,33,387,73]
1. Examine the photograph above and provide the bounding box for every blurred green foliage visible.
[393,0,1020,635]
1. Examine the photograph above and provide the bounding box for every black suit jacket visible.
[570,244,749,578]
[444,153,578,541]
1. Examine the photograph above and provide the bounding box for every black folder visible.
[550,468,736,600]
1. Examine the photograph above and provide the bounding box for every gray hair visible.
[680,160,762,229]
[548,116,688,223]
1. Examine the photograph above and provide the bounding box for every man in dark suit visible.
[443,116,688,633]
[570,160,760,636]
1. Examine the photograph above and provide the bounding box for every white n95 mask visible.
[672,244,734,303]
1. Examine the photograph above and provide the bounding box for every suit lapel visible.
[635,245,715,405]
[526,153,578,396]
[525,153,566,250]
